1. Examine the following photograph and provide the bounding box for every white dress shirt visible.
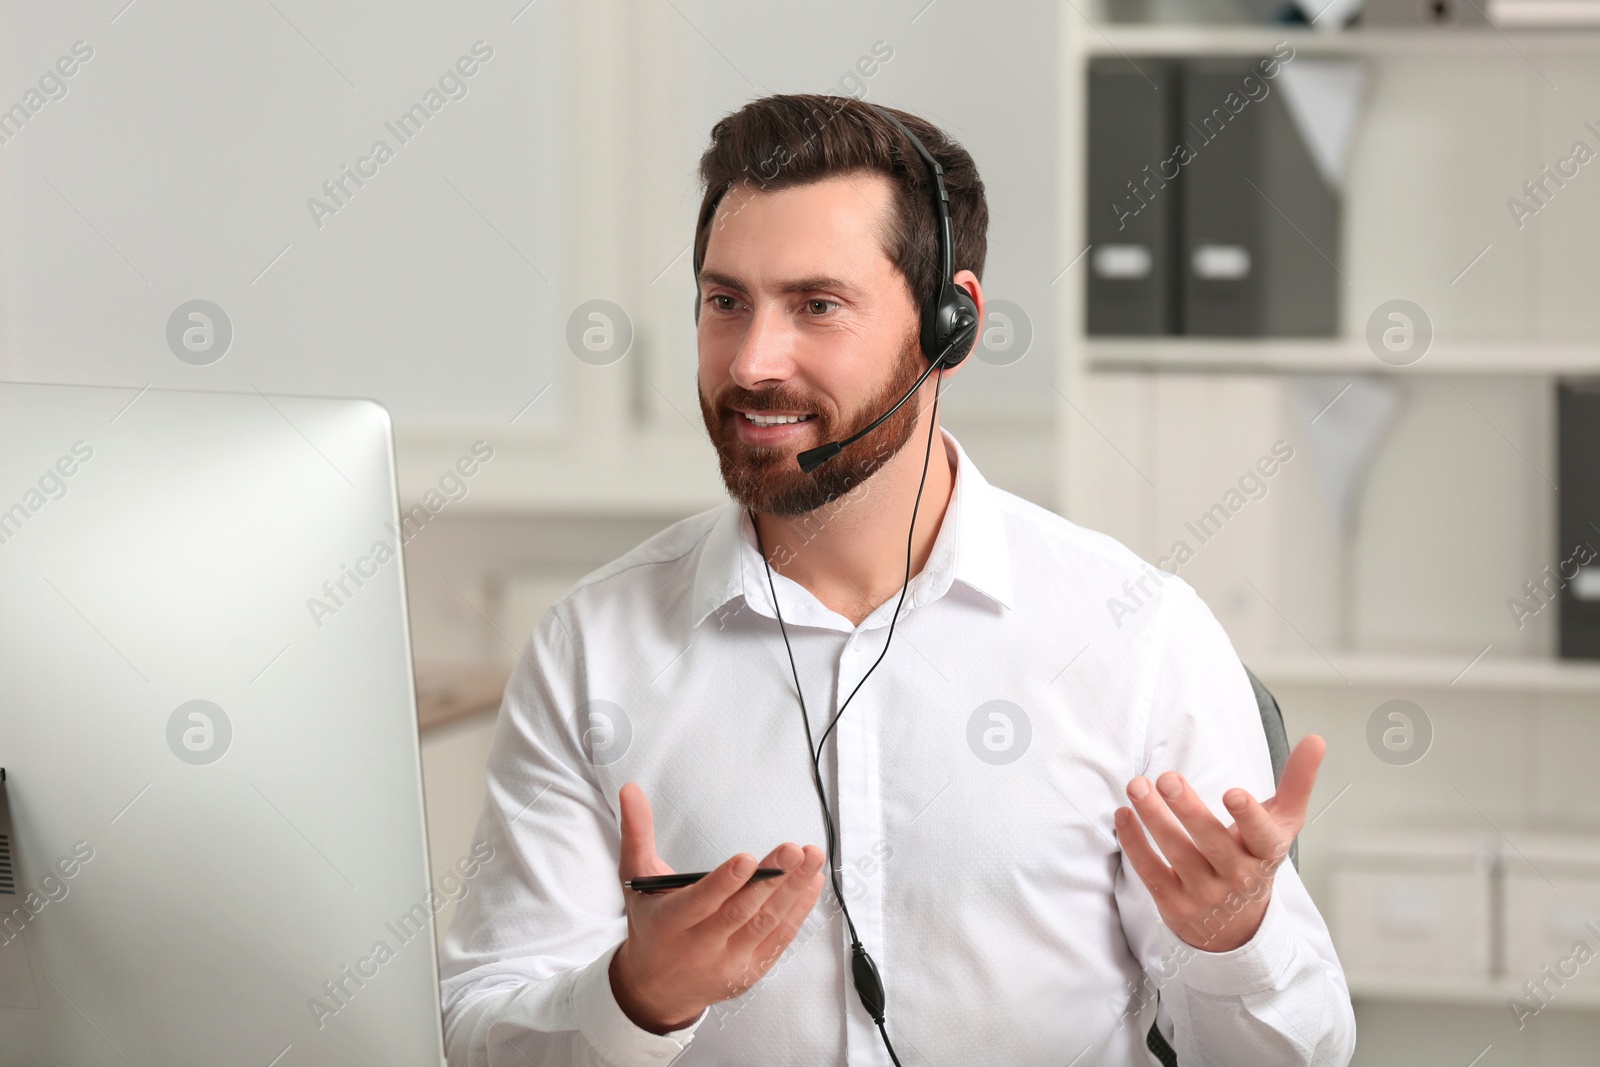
[438,428,1356,1066]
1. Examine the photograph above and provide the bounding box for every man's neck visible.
[753,420,955,628]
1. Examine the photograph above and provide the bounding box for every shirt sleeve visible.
[1112,579,1357,1067]
[437,609,709,1067]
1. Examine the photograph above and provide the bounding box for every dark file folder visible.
[1178,57,1339,337]
[1086,58,1179,335]
[1558,380,1600,659]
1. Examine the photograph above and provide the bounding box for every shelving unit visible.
[1057,15,1600,1049]
[1055,8,1589,663]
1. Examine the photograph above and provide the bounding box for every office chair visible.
[1144,664,1297,1067]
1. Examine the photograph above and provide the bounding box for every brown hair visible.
[692,94,988,315]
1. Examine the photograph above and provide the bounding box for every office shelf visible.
[1081,24,1600,58]
[394,423,728,516]
[415,655,1600,728]
[1248,652,1600,694]
[1084,339,1600,376]
[1348,973,1600,1010]
[415,661,511,733]
[394,413,1055,515]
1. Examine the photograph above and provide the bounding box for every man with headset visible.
[439,95,1356,1066]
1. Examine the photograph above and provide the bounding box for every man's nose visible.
[728,305,795,390]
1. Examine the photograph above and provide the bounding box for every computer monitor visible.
[0,382,446,1066]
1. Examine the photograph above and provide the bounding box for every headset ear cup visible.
[920,283,978,370]
[926,284,979,369]
[950,287,979,367]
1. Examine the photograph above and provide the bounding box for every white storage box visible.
[1502,833,1600,989]
[1328,831,1498,982]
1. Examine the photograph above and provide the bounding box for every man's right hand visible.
[608,782,827,1034]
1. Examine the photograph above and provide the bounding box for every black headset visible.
[885,107,981,374]
[794,106,980,474]
[746,103,977,1067]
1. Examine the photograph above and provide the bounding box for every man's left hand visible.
[1114,735,1326,953]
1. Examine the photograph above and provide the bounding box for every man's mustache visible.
[718,392,826,417]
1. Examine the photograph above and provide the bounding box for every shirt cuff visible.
[1156,882,1298,996]
[569,940,709,1066]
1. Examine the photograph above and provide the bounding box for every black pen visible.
[625,868,787,893]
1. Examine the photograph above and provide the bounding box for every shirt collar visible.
[690,427,1013,633]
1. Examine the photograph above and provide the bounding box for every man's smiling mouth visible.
[739,411,816,427]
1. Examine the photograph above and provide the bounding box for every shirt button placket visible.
[834,625,889,1066]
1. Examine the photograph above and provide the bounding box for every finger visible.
[751,864,826,970]
[727,844,824,955]
[1223,788,1290,869]
[650,850,764,930]
[1262,735,1327,829]
[617,783,671,881]
[1125,776,1210,881]
[709,842,804,938]
[1154,772,1245,872]
[1114,806,1181,901]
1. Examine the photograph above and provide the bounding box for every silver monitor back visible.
[0,382,446,1066]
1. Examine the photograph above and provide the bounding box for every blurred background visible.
[5,0,1600,1062]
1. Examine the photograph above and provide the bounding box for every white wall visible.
[2,0,561,425]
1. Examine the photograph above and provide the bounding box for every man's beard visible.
[697,330,928,517]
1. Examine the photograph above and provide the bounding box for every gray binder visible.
[1178,57,1339,337]
[1087,58,1179,335]
[1559,380,1600,659]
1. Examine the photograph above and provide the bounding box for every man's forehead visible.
[701,171,896,288]
[716,168,892,215]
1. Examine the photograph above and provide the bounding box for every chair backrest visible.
[1145,664,1295,1067]
[1244,665,1297,870]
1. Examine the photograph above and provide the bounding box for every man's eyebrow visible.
[697,270,745,292]
[780,276,864,298]
[698,270,866,298]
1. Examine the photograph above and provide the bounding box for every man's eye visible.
[710,295,737,311]
[806,299,838,315]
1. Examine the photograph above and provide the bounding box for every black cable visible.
[750,365,946,1067]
